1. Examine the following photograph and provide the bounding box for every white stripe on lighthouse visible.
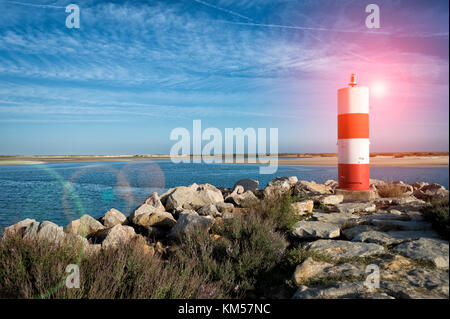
[337,138,370,164]
[337,87,369,114]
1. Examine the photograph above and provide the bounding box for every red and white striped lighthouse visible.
[337,74,370,190]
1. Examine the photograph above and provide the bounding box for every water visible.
[0,160,448,229]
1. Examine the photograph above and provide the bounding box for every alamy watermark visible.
[65,264,80,289]
[65,4,80,29]
[364,264,380,289]
[169,120,278,174]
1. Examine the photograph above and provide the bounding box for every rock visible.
[393,238,449,269]
[168,212,215,239]
[101,208,126,227]
[341,225,376,240]
[139,226,167,238]
[263,176,298,198]
[324,179,338,189]
[312,212,359,226]
[293,282,385,299]
[294,180,333,195]
[304,240,385,260]
[144,192,165,211]
[63,214,105,237]
[2,218,37,238]
[225,189,258,208]
[403,268,449,297]
[133,210,176,228]
[392,181,414,196]
[291,200,314,215]
[319,195,344,205]
[233,178,259,192]
[197,204,220,217]
[352,230,439,245]
[215,202,234,213]
[293,257,365,286]
[92,224,137,249]
[24,221,66,242]
[164,183,224,211]
[336,202,376,214]
[368,219,432,231]
[291,221,340,239]
[359,211,409,221]
[413,183,449,201]
[381,281,441,299]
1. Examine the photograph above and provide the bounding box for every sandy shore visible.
[0,155,448,166]
[277,156,449,167]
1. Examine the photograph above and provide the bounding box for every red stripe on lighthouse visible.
[338,164,370,190]
[338,113,369,139]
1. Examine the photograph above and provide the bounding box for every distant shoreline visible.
[0,153,448,167]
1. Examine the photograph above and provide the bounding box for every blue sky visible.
[0,0,448,155]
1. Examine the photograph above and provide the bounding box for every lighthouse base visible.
[335,188,377,201]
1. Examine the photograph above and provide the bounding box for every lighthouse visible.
[337,74,370,191]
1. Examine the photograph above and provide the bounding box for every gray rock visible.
[63,214,105,237]
[368,219,432,231]
[312,212,359,226]
[2,218,37,238]
[359,211,409,221]
[92,224,137,249]
[404,268,449,297]
[263,176,297,198]
[133,209,176,228]
[225,189,258,208]
[304,240,385,260]
[144,192,166,211]
[293,281,386,299]
[393,238,449,269]
[24,221,66,242]
[413,183,449,201]
[336,202,376,214]
[352,230,440,245]
[233,178,259,192]
[164,183,224,211]
[291,221,340,239]
[168,212,215,239]
[341,225,376,240]
[101,208,126,227]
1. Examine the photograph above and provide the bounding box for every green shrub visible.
[422,198,449,239]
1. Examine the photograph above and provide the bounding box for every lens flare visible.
[371,82,386,98]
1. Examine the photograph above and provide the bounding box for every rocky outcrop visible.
[393,238,449,269]
[304,240,385,260]
[294,180,333,196]
[413,183,449,201]
[291,200,314,215]
[263,176,298,198]
[225,185,258,208]
[91,224,137,249]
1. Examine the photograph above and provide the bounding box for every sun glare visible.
[372,82,386,98]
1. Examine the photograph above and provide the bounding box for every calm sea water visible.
[0,160,448,229]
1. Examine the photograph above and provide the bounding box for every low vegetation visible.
[422,198,449,239]
[376,183,407,198]
[0,193,302,299]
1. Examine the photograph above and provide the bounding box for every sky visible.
[0,0,448,155]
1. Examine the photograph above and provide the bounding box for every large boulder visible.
[291,221,340,239]
[163,183,224,211]
[294,180,333,196]
[92,224,137,249]
[133,210,176,228]
[24,221,66,242]
[144,192,166,210]
[2,218,37,238]
[215,202,234,213]
[319,195,344,205]
[63,214,105,237]
[233,178,259,192]
[168,212,215,239]
[101,208,126,227]
[393,238,449,269]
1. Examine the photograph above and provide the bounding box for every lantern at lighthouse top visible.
[337,74,370,191]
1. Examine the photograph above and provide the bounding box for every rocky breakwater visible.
[2,177,449,299]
